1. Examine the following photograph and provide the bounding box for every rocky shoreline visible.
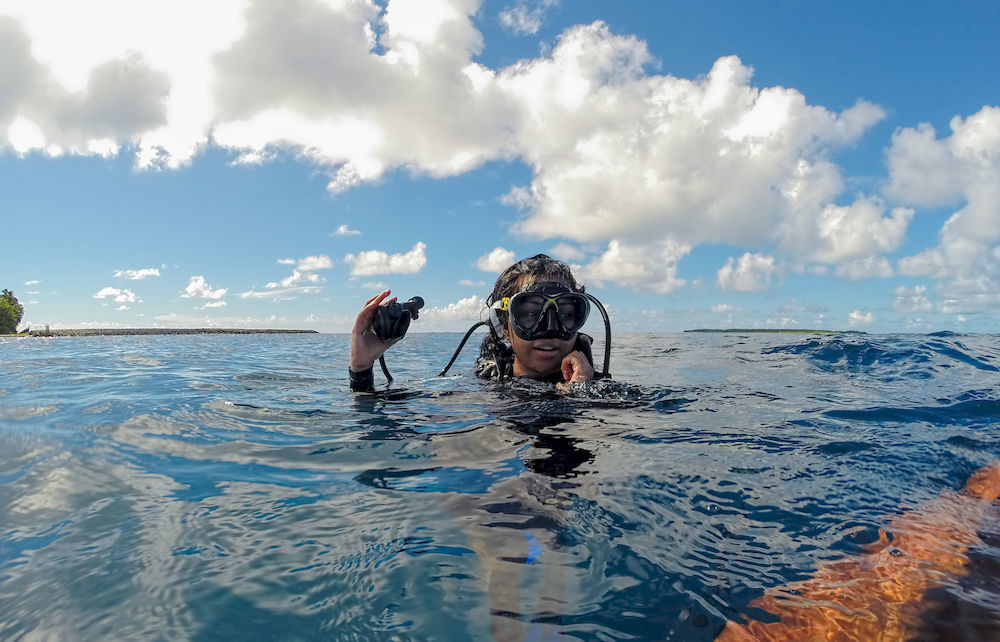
[23,328,318,337]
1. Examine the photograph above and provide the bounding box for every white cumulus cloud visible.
[344,242,427,276]
[181,276,226,299]
[499,0,558,36]
[93,286,139,303]
[717,252,777,293]
[475,246,516,273]
[296,255,333,272]
[848,309,874,326]
[5,2,996,310]
[893,284,933,313]
[0,4,246,165]
[503,34,884,253]
[240,255,333,300]
[834,256,894,281]
[797,200,912,265]
[239,287,320,301]
[890,107,1000,313]
[578,239,689,294]
[549,242,585,261]
[332,224,361,236]
[114,267,161,280]
[210,0,508,192]
[265,255,333,288]
[422,294,485,322]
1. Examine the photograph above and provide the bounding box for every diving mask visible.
[495,281,590,341]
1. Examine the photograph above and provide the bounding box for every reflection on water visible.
[1,332,999,640]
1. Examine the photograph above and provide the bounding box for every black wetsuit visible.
[473,333,596,382]
[349,333,596,392]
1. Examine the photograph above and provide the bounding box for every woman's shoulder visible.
[475,342,513,380]
[574,333,594,363]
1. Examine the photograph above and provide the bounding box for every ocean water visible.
[1,331,998,641]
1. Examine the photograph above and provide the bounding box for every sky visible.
[2,0,998,334]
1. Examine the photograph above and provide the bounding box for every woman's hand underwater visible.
[350,289,401,372]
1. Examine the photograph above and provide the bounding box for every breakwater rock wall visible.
[27,328,319,337]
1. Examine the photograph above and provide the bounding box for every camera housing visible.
[372,296,424,341]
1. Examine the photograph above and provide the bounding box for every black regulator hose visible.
[587,294,612,377]
[438,321,488,376]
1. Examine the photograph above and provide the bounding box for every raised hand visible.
[350,290,400,372]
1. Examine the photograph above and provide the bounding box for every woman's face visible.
[504,276,577,378]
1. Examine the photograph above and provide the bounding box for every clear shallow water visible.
[1,331,999,641]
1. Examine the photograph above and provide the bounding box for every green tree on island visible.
[1,289,25,334]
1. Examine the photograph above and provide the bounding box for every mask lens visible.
[509,291,589,338]
[511,294,546,329]
[557,297,587,330]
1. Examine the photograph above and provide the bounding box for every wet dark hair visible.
[478,254,584,368]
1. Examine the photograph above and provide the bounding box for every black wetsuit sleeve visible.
[349,366,375,392]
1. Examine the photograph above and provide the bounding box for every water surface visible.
[1,332,998,640]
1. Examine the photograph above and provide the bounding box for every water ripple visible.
[1,332,998,640]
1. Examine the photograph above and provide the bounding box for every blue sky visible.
[2,0,998,333]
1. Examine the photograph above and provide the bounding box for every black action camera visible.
[372,296,424,341]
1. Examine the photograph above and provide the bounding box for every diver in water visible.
[348,255,1000,639]
[349,253,610,392]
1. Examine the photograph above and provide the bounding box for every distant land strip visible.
[685,328,860,334]
[18,328,318,337]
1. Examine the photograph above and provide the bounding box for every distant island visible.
[685,328,860,334]
[16,328,318,337]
